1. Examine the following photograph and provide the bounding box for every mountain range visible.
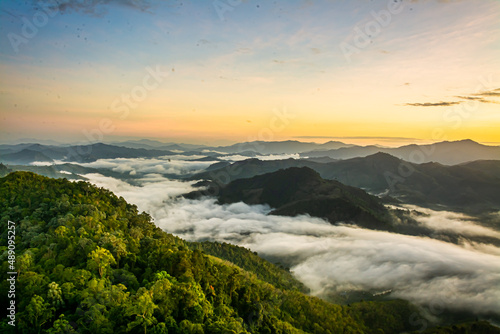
[0,143,177,164]
[3,139,497,166]
[192,153,500,214]
[300,139,500,165]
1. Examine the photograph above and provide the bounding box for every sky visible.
[0,0,499,146]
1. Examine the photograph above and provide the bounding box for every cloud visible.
[455,96,492,103]
[82,173,196,213]
[79,156,218,176]
[76,172,500,318]
[403,205,500,240]
[29,161,55,166]
[455,88,500,104]
[219,154,301,162]
[404,101,461,107]
[405,88,500,107]
[34,0,153,16]
[152,197,500,317]
[475,88,500,97]
[457,88,500,104]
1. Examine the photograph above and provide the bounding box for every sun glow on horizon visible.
[0,0,499,146]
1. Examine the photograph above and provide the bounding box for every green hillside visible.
[0,172,497,333]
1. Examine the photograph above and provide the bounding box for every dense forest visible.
[0,172,498,333]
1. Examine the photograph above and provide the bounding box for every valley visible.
[1,139,499,332]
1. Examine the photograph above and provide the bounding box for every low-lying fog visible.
[80,163,500,320]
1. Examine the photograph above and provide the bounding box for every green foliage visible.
[21,295,54,333]
[189,241,306,292]
[47,282,64,308]
[0,172,497,333]
[87,246,116,278]
[417,320,500,334]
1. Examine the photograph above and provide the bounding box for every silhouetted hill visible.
[460,160,500,180]
[302,140,500,165]
[0,148,53,164]
[0,143,176,164]
[192,153,500,213]
[112,139,207,150]
[189,167,391,230]
[191,158,329,183]
[208,140,353,154]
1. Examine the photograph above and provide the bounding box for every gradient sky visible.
[0,0,499,146]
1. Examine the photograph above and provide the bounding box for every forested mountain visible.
[0,172,415,333]
[193,154,500,213]
[188,167,392,230]
[1,172,498,333]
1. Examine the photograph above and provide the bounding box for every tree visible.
[47,314,77,334]
[87,246,116,278]
[17,250,34,275]
[47,282,64,308]
[21,295,54,334]
[127,287,158,334]
[101,233,128,266]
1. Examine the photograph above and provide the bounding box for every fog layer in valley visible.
[82,170,500,319]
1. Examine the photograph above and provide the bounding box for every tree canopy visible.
[0,172,497,334]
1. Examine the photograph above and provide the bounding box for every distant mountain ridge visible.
[302,139,500,165]
[0,148,54,164]
[192,153,500,214]
[110,139,207,151]
[1,139,498,166]
[204,140,354,155]
[0,143,177,164]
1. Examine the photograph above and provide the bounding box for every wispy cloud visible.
[476,88,500,97]
[455,96,499,104]
[404,87,500,107]
[404,101,461,107]
[33,0,154,16]
[403,205,500,240]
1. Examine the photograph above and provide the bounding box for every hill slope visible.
[0,171,441,334]
[189,167,392,230]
